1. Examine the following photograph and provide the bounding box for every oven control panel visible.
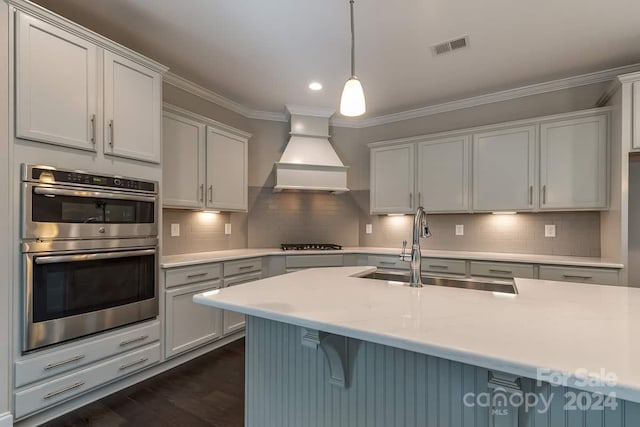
[24,165,157,193]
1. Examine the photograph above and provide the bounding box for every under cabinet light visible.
[492,211,517,215]
[387,214,406,217]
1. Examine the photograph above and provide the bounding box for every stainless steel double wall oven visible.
[21,165,159,352]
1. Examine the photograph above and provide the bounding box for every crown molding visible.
[286,105,336,118]
[165,63,640,130]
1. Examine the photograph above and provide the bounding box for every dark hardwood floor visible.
[44,339,245,427]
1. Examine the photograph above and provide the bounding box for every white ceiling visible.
[32,0,640,118]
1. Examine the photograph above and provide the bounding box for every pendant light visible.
[339,0,366,117]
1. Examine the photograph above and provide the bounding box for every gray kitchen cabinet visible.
[422,258,466,276]
[162,111,206,208]
[473,125,537,211]
[634,81,640,150]
[15,12,98,151]
[367,255,408,270]
[103,51,162,163]
[469,261,534,279]
[539,114,608,210]
[162,105,250,211]
[285,254,344,272]
[417,136,470,212]
[223,271,262,335]
[165,279,223,358]
[370,143,415,214]
[538,265,620,286]
[205,126,248,211]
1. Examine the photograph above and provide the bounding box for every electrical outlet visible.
[170,223,180,237]
[225,223,232,235]
[365,224,373,234]
[545,224,556,238]
[455,224,464,236]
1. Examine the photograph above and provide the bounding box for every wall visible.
[162,83,609,255]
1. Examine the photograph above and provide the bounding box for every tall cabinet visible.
[162,105,251,212]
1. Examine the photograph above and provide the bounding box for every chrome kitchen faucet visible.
[400,206,432,287]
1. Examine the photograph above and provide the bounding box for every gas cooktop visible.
[281,243,342,251]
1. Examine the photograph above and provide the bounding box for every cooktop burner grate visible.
[281,243,342,251]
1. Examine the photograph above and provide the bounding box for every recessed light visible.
[308,82,323,91]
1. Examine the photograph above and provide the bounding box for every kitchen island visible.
[194,266,640,426]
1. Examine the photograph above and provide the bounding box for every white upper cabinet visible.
[103,51,162,163]
[417,136,470,212]
[540,115,608,210]
[162,112,206,208]
[15,12,97,151]
[633,82,640,150]
[205,126,248,211]
[370,143,415,214]
[473,126,536,211]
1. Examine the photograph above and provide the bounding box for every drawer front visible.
[422,258,466,275]
[165,263,221,288]
[224,257,263,277]
[470,261,534,279]
[224,271,262,288]
[286,254,344,269]
[15,321,160,388]
[15,343,160,419]
[367,255,407,270]
[539,266,620,286]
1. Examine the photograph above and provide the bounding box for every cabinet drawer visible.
[15,321,160,388]
[224,257,262,277]
[165,263,221,288]
[367,255,407,270]
[470,261,534,279]
[539,266,620,286]
[422,258,466,275]
[286,254,344,269]
[15,343,160,419]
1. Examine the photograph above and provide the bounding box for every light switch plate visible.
[455,224,464,236]
[365,224,373,234]
[225,223,232,235]
[170,223,180,237]
[545,224,556,238]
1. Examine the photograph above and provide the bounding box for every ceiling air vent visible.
[431,35,470,56]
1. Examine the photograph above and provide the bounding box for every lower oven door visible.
[24,246,158,352]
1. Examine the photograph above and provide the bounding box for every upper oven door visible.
[23,183,157,240]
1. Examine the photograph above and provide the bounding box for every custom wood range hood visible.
[273,105,349,194]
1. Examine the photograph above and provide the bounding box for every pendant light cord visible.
[350,0,356,77]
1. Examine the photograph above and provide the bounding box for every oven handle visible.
[33,186,156,203]
[34,249,156,265]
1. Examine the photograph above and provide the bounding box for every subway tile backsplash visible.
[163,189,601,257]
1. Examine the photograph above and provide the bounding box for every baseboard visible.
[0,412,14,427]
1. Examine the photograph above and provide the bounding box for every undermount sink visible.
[361,271,518,294]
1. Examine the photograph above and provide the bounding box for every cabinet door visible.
[223,272,261,335]
[473,126,536,211]
[165,280,222,358]
[15,12,97,151]
[417,136,470,212]
[205,127,248,211]
[370,144,415,214]
[104,51,161,163]
[162,112,206,208]
[634,82,640,150]
[540,115,607,209]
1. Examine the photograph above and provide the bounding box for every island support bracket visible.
[301,328,360,389]
[488,371,523,427]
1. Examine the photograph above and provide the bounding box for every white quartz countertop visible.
[162,247,623,269]
[194,266,640,402]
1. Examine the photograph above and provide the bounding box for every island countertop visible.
[194,266,640,403]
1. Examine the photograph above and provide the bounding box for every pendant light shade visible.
[340,77,366,117]
[339,0,366,117]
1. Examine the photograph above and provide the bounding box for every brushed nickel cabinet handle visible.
[44,354,85,370]
[107,119,114,147]
[43,382,85,400]
[199,184,204,202]
[119,357,149,371]
[119,335,149,347]
[529,186,533,205]
[409,192,413,208]
[208,185,213,203]
[562,274,593,280]
[239,265,255,270]
[89,114,96,143]
[428,265,449,269]
[489,269,513,275]
[379,261,396,265]
[542,185,547,204]
[187,272,209,279]
[418,192,422,207]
